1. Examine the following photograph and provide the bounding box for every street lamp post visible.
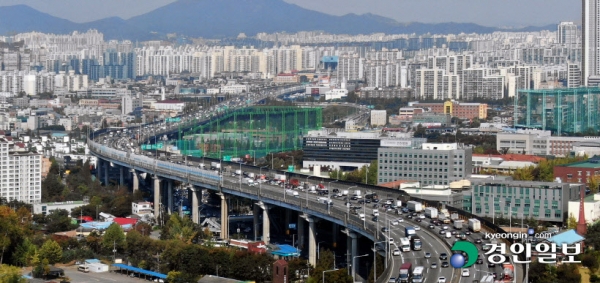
[373,241,386,281]
[327,180,338,214]
[306,176,315,207]
[317,241,326,259]
[322,269,338,283]
[352,254,368,281]
[249,150,256,166]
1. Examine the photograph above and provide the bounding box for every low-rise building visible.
[568,193,600,224]
[132,201,153,216]
[410,100,487,120]
[554,156,600,183]
[33,200,89,215]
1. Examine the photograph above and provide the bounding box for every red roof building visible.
[112,217,138,226]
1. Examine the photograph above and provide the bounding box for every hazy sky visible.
[0,0,580,27]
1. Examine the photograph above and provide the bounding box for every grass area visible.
[581,266,591,283]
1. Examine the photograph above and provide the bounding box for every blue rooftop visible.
[112,263,167,279]
[547,229,585,245]
[270,244,300,257]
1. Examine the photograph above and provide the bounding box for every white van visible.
[78,265,90,273]
[445,231,452,239]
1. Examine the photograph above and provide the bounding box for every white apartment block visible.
[370,110,387,127]
[365,60,401,87]
[0,141,42,204]
[462,68,506,100]
[414,68,460,100]
[221,84,250,94]
[337,53,364,81]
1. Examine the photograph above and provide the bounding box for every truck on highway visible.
[285,189,299,197]
[468,218,481,233]
[273,174,286,181]
[398,262,412,283]
[242,178,255,186]
[407,201,423,212]
[234,169,242,175]
[210,162,221,170]
[451,213,459,221]
[353,190,362,199]
[247,172,255,179]
[501,263,514,282]
[399,237,411,252]
[454,219,464,230]
[289,179,300,187]
[395,200,402,207]
[424,207,438,219]
[411,236,422,251]
[365,192,378,200]
[341,190,349,196]
[405,226,416,239]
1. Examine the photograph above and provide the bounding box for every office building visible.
[0,140,42,203]
[465,179,582,223]
[495,129,600,156]
[370,110,387,127]
[302,129,426,171]
[377,143,472,185]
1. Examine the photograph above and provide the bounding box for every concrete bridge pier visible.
[104,161,109,185]
[253,203,260,241]
[96,159,102,180]
[153,176,161,219]
[130,169,138,192]
[257,202,271,244]
[219,193,229,239]
[307,217,319,267]
[119,166,125,186]
[167,180,173,215]
[348,232,358,279]
[191,186,200,224]
[332,223,339,248]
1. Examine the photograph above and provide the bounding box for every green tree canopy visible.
[38,240,62,264]
[102,223,126,253]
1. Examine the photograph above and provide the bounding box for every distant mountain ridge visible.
[0,1,557,40]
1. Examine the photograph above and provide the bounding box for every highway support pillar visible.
[96,159,102,180]
[258,202,271,244]
[191,186,199,224]
[297,214,305,249]
[104,161,109,185]
[332,223,339,248]
[119,166,125,186]
[130,169,138,192]
[153,176,161,219]
[349,232,358,279]
[253,203,260,241]
[285,209,291,235]
[220,193,229,240]
[308,217,318,267]
[167,180,173,215]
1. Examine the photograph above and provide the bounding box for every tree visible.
[582,252,600,272]
[567,213,578,229]
[528,260,557,283]
[13,239,36,267]
[102,223,126,253]
[589,175,600,194]
[38,240,62,264]
[512,166,534,181]
[368,254,385,283]
[556,262,581,283]
[45,209,77,233]
[0,264,27,283]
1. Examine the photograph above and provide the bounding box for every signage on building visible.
[381,140,412,148]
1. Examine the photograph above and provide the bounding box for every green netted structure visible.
[176,106,322,159]
[514,87,600,135]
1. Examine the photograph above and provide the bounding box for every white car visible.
[414,226,421,231]
[393,248,401,256]
[437,277,446,283]
[391,220,399,225]
[418,214,425,219]
[424,252,431,258]
[462,269,470,277]
[397,218,404,222]
[388,237,395,244]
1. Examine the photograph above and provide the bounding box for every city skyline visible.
[0,0,581,28]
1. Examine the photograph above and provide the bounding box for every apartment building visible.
[370,110,387,127]
[0,140,42,203]
[411,100,487,120]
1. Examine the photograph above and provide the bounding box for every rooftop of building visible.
[546,229,585,245]
[156,99,184,104]
[36,200,88,206]
[558,156,600,168]
[305,129,412,140]
[472,153,546,163]
[468,178,582,188]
